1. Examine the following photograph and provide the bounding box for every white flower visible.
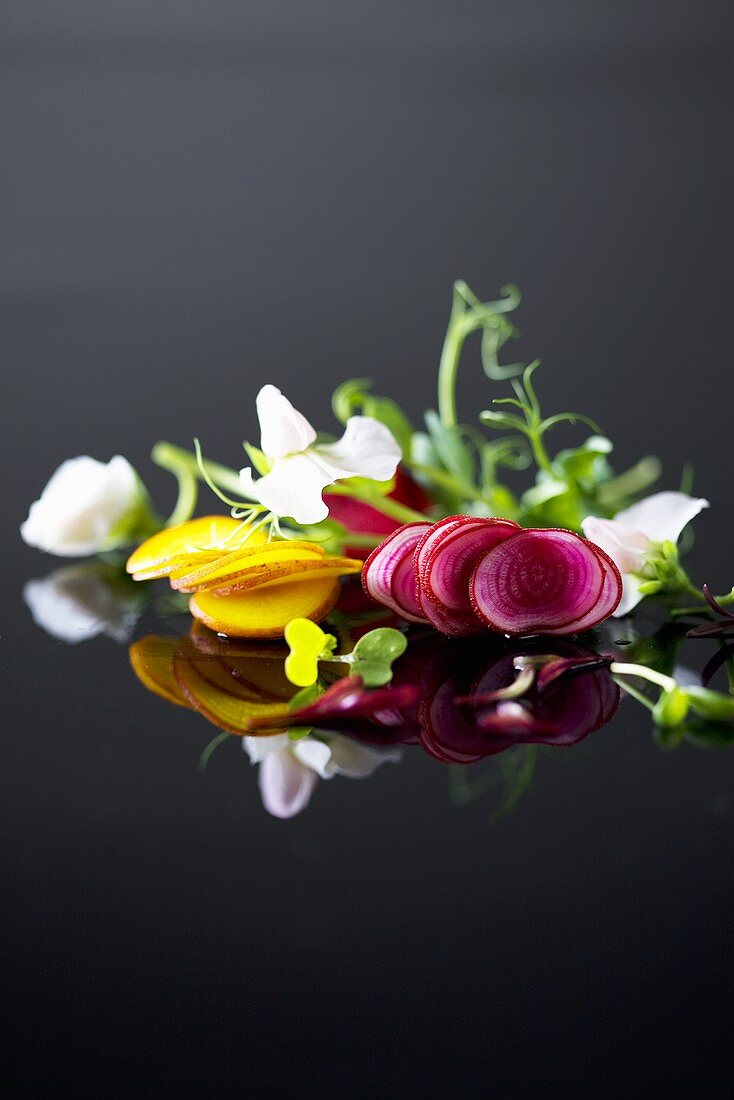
[23,563,142,644]
[239,385,402,525]
[582,491,709,616]
[21,455,143,557]
[243,731,402,819]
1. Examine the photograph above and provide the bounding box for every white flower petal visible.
[255,385,317,459]
[292,737,335,778]
[21,455,139,557]
[613,574,646,617]
[258,749,319,818]
[316,733,403,778]
[313,416,402,484]
[242,733,291,764]
[614,492,709,545]
[243,453,333,524]
[581,516,650,574]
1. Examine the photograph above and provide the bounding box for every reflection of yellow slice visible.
[171,541,325,590]
[126,516,265,579]
[190,577,341,638]
[189,620,289,661]
[129,635,192,707]
[175,637,293,704]
[173,652,291,734]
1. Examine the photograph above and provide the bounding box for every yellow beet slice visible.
[126,515,266,579]
[189,555,362,595]
[190,577,341,638]
[129,635,192,708]
[171,540,325,591]
[173,651,292,734]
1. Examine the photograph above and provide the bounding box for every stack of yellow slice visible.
[126,516,362,637]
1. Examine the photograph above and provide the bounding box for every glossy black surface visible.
[2,3,733,1095]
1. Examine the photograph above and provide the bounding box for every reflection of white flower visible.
[21,455,143,557]
[24,564,142,644]
[239,385,401,525]
[243,731,402,819]
[582,491,709,616]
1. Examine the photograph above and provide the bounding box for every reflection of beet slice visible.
[470,644,619,746]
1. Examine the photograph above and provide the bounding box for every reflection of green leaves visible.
[349,627,407,687]
[652,687,690,728]
[332,379,414,459]
[685,686,734,722]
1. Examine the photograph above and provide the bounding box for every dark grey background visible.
[1,3,733,1095]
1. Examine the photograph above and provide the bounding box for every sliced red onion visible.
[470,528,610,636]
[362,522,430,623]
[417,517,519,636]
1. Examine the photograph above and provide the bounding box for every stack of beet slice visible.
[362,515,622,637]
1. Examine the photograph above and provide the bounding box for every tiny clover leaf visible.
[349,627,407,687]
[284,619,337,687]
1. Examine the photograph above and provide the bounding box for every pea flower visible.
[21,455,153,557]
[582,491,709,616]
[239,385,402,525]
[242,732,402,819]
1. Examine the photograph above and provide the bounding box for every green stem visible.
[152,442,245,498]
[616,680,655,712]
[328,483,428,525]
[153,447,199,527]
[154,441,428,526]
[527,427,555,478]
[610,662,677,693]
[407,460,485,503]
[437,314,470,429]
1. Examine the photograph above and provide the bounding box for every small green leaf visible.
[287,726,314,740]
[284,619,337,687]
[350,627,407,687]
[288,684,323,711]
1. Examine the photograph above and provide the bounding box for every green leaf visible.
[288,684,323,711]
[287,726,314,741]
[552,436,613,488]
[424,410,476,484]
[349,627,408,687]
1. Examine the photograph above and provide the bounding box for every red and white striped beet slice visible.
[414,515,474,578]
[419,518,520,636]
[362,522,431,623]
[541,540,622,634]
[469,528,606,636]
